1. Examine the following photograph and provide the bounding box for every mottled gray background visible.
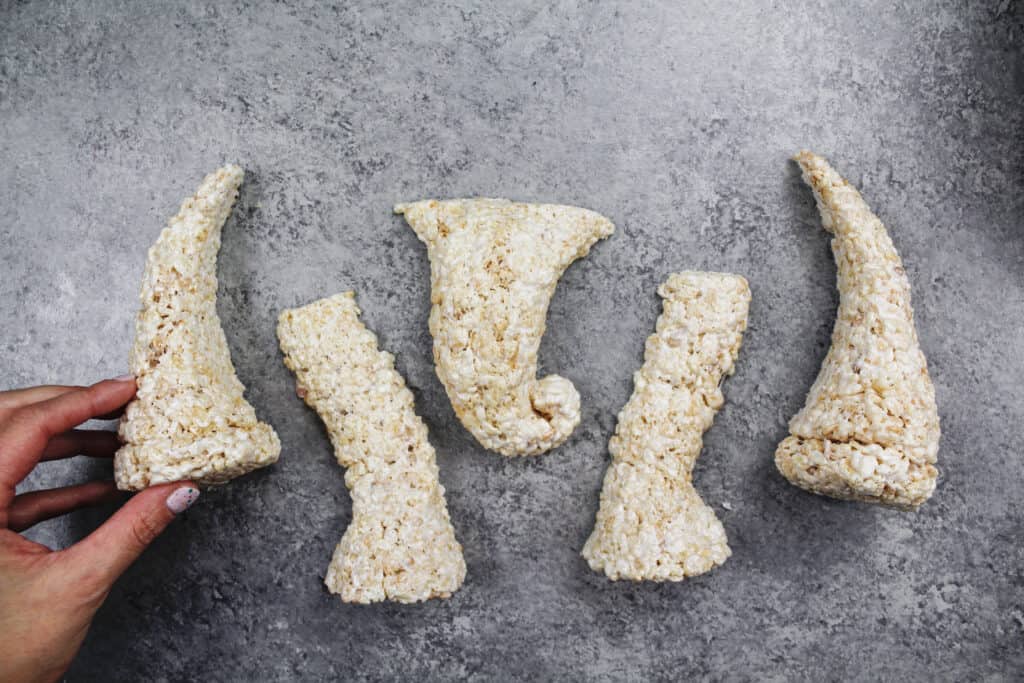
[1,0,1022,680]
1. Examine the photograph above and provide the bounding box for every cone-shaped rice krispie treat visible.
[583,272,750,581]
[395,199,614,457]
[277,293,466,604]
[775,151,940,510]
[114,166,280,490]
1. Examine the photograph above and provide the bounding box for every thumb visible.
[65,482,199,587]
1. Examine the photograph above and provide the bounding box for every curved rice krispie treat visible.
[583,272,750,581]
[114,165,280,490]
[775,151,941,510]
[395,198,614,456]
[277,293,466,604]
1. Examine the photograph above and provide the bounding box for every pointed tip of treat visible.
[192,164,244,200]
[216,163,244,184]
[792,149,825,169]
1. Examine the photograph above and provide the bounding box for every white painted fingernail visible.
[112,374,136,382]
[166,487,200,514]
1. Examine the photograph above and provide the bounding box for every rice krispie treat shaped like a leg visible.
[277,293,466,604]
[582,272,750,581]
[775,151,941,510]
[394,198,614,457]
[114,165,281,490]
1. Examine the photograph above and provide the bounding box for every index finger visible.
[0,385,126,421]
[0,385,80,414]
[0,378,137,499]
[17,378,136,440]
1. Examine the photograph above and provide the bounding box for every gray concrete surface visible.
[2,1,1022,680]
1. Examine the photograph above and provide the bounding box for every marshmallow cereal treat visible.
[582,272,750,581]
[394,198,614,456]
[277,293,466,604]
[774,151,941,509]
[114,165,281,490]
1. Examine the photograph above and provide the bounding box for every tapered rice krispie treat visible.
[277,293,466,604]
[583,272,750,581]
[114,165,280,490]
[395,199,614,457]
[775,151,941,509]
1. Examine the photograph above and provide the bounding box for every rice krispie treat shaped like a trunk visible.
[114,165,281,490]
[582,272,750,581]
[394,198,615,457]
[774,151,941,510]
[277,292,466,604]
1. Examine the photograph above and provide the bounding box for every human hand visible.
[0,378,199,683]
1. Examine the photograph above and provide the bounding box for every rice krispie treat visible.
[395,198,614,456]
[774,151,941,509]
[277,293,466,604]
[582,272,750,581]
[114,165,280,490]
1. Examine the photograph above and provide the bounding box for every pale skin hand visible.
[0,377,199,683]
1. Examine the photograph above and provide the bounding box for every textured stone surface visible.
[1,1,1021,680]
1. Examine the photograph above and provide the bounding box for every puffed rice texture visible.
[114,165,280,490]
[582,272,750,581]
[395,198,614,457]
[774,151,941,510]
[277,292,466,604]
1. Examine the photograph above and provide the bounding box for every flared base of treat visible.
[324,521,466,604]
[113,426,281,491]
[775,436,937,510]
[324,552,465,605]
[582,461,731,582]
[324,473,466,604]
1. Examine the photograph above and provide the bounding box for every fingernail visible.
[166,486,200,514]
[112,374,136,382]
